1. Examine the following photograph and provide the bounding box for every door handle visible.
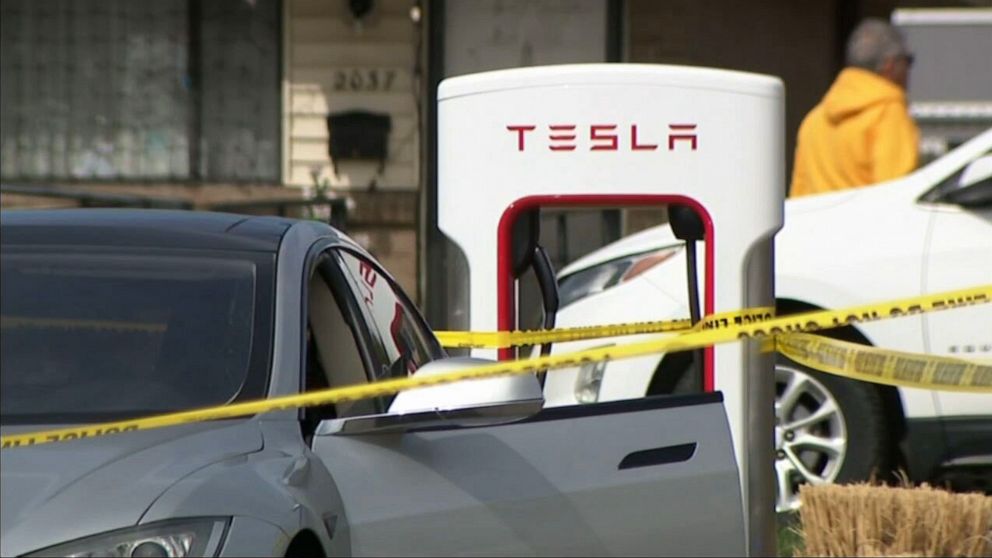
[618,442,697,470]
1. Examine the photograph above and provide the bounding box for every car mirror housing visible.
[388,357,543,414]
[316,358,544,436]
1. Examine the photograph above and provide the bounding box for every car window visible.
[920,149,992,203]
[336,250,440,380]
[0,249,274,425]
[304,253,381,419]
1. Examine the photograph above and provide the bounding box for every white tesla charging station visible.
[437,64,784,555]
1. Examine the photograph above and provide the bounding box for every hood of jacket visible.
[822,67,906,123]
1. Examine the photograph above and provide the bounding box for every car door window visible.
[335,249,441,381]
[303,253,384,420]
[920,149,992,203]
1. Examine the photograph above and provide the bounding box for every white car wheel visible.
[774,364,848,512]
[772,354,892,513]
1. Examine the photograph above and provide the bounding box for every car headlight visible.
[558,247,682,308]
[26,518,229,558]
[575,353,610,404]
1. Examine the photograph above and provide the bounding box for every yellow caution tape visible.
[2,285,989,449]
[435,306,776,349]
[436,317,692,349]
[776,333,992,393]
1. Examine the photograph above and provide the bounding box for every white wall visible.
[283,0,421,191]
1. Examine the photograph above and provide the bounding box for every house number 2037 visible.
[333,69,397,92]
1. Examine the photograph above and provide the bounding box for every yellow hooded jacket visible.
[790,68,919,198]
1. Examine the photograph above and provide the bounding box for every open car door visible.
[311,393,745,556]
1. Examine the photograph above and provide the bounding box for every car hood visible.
[559,127,992,278]
[558,184,882,278]
[0,420,262,556]
[558,223,684,277]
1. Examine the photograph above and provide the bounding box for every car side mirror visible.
[316,358,543,436]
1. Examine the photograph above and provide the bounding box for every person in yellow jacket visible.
[790,19,920,198]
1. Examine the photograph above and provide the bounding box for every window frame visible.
[300,249,387,421]
[331,247,446,368]
[299,243,446,428]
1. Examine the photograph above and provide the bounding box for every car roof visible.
[0,209,304,252]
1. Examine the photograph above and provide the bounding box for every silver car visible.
[1,209,745,557]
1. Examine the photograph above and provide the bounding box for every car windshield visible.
[0,249,272,425]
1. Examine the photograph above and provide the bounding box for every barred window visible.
[0,0,280,183]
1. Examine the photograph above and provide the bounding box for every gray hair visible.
[846,18,909,72]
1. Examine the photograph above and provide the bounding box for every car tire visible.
[774,353,891,511]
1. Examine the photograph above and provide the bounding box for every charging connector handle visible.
[668,204,706,389]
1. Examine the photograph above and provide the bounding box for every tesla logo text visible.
[358,260,378,307]
[506,123,698,152]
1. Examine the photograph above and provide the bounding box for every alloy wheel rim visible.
[774,364,848,512]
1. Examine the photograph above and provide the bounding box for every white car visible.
[544,128,992,511]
